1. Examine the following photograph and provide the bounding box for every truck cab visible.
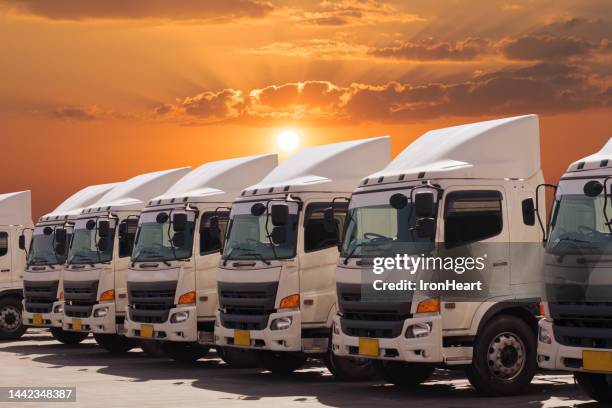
[215,137,391,379]
[538,138,612,403]
[124,154,277,362]
[61,168,190,353]
[22,183,117,344]
[332,115,546,396]
[0,191,33,340]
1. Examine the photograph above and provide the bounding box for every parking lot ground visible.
[0,330,598,408]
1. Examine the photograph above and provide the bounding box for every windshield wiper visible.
[241,252,271,266]
[343,242,364,265]
[223,247,271,266]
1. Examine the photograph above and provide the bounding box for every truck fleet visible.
[3,114,609,402]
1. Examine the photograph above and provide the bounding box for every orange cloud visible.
[369,38,492,61]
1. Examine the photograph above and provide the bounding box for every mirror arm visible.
[535,183,558,242]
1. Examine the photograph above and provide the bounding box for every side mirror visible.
[118,222,128,237]
[19,235,26,250]
[270,226,287,245]
[271,204,289,227]
[43,226,54,236]
[97,238,107,252]
[172,213,187,232]
[415,217,435,238]
[584,180,604,197]
[55,228,67,244]
[55,242,66,256]
[171,231,185,247]
[156,212,169,224]
[415,192,434,218]
[323,207,337,233]
[522,198,535,226]
[98,221,110,238]
[389,193,408,210]
[251,203,266,216]
[86,219,96,230]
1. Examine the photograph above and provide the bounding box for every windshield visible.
[547,179,612,255]
[132,209,196,262]
[27,225,71,266]
[223,200,299,261]
[67,217,116,265]
[341,188,438,258]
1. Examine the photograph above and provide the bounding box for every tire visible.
[257,351,307,374]
[465,315,537,397]
[324,352,382,382]
[0,297,26,340]
[161,342,210,362]
[139,340,166,358]
[93,333,137,353]
[50,327,89,345]
[219,347,259,368]
[575,372,612,404]
[382,361,435,386]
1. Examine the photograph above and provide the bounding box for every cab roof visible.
[39,183,119,222]
[566,137,612,173]
[150,154,277,206]
[0,190,33,227]
[362,115,541,184]
[81,167,190,214]
[242,137,391,196]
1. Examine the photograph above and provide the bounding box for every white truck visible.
[215,137,390,379]
[124,154,277,363]
[62,168,190,353]
[0,191,33,340]
[22,183,117,344]
[538,138,612,403]
[332,115,546,395]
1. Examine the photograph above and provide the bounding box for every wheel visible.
[161,342,209,362]
[50,327,88,344]
[0,297,26,340]
[93,333,137,353]
[381,361,435,386]
[575,372,612,403]
[465,315,537,396]
[139,340,166,358]
[219,347,259,368]
[257,351,307,374]
[324,352,382,382]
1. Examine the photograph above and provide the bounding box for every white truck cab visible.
[62,168,190,353]
[215,137,391,379]
[538,138,612,403]
[22,183,117,344]
[124,154,277,362]
[332,115,546,396]
[0,191,33,340]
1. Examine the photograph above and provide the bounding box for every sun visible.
[277,130,300,152]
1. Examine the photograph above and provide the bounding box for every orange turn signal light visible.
[178,291,196,305]
[416,298,440,314]
[279,294,300,309]
[539,303,546,317]
[100,289,115,301]
[59,291,64,301]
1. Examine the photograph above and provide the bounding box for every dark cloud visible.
[295,0,423,26]
[500,34,602,61]
[369,38,491,61]
[538,17,612,40]
[50,106,98,120]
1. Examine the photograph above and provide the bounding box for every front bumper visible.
[125,305,198,342]
[215,310,305,352]
[538,319,612,373]
[63,302,118,334]
[332,314,444,363]
[22,301,64,328]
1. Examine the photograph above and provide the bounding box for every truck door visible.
[0,229,11,287]
[439,187,510,331]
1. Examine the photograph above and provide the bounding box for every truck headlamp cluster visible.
[94,307,109,318]
[270,316,292,331]
[538,325,552,344]
[170,310,189,324]
[332,322,340,335]
[405,322,432,339]
[53,304,64,314]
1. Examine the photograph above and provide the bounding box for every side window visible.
[200,212,229,255]
[444,190,503,248]
[0,231,8,257]
[304,202,348,253]
[119,218,139,258]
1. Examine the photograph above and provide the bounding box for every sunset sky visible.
[1,0,610,219]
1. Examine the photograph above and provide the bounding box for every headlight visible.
[170,310,189,324]
[539,325,552,344]
[270,316,292,331]
[53,304,63,314]
[405,322,432,338]
[93,307,109,318]
[333,322,340,335]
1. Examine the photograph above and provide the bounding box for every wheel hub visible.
[487,332,526,381]
[0,305,21,331]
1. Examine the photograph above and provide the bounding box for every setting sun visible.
[277,130,300,152]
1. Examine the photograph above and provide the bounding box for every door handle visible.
[493,261,508,267]
[0,269,10,272]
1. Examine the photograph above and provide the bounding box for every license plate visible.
[140,324,153,338]
[234,330,251,346]
[32,314,43,326]
[358,338,380,357]
[583,350,612,372]
[72,318,82,331]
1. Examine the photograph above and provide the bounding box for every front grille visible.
[218,281,278,330]
[551,302,612,349]
[128,281,177,324]
[337,283,412,338]
[64,280,99,318]
[23,280,59,313]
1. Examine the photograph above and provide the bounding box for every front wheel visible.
[575,372,612,403]
[257,351,307,374]
[0,297,26,340]
[465,315,536,396]
[161,342,209,362]
[382,361,435,386]
[324,352,382,382]
[219,347,259,368]
[93,334,137,353]
[50,327,88,344]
